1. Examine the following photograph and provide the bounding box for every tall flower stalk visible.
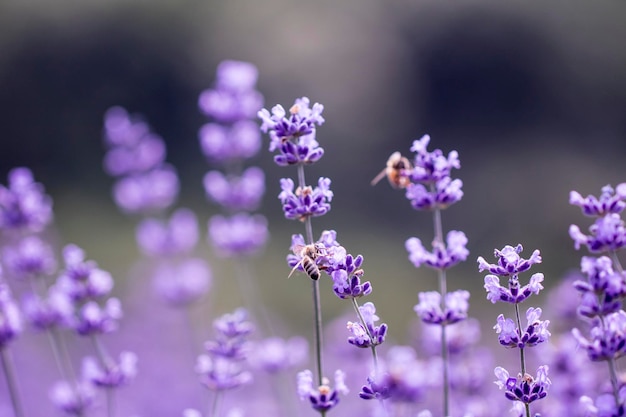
[374,135,468,416]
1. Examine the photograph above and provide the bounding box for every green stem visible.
[0,347,25,417]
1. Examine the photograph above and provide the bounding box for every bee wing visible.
[370,168,388,186]
[291,244,306,255]
[287,260,303,278]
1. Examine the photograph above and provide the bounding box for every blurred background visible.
[0,0,625,414]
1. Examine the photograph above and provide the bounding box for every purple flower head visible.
[112,165,179,214]
[580,385,626,417]
[409,135,461,183]
[414,290,470,325]
[49,380,95,416]
[406,230,469,270]
[103,106,150,148]
[421,318,481,356]
[22,286,74,330]
[570,184,626,217]
[196,354,252,391]
[73,298,122,336]
[104,133,166,177]
[203,166,265,211]
[278,177,333,221]
[286,231,341,281]
[136,208,199,257]
[570,213,626,253]
[248,336,308,374]
[574,256,626,318]
[3,235,56,279]
[477,244,542,277]
[199,60,263,123]
[152,258,211,307]
[572,310,626,361]
[259,97,325,166]
[494,365,551,405]
[0,167,53,232]
[483,272,544,304]
[0,281,22,347]
[82,351,137,388]
[204,308,254,360]
[347,302,387,348]
[297,369,348,413]
[213,308,254,340]
[208,213,268,258]
[56,244,114,302]
[199,121,262,162]
[405,177,464,211]
[361,346,430,403]
[494,307,551,349]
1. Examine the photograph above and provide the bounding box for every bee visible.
[288,243,328,281]
[370,151,412,189]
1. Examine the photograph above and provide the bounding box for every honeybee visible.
[370,151,412,189]
[288,243,328,281]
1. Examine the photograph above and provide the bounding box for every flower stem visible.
[0,347,25,417]
[350,298,379,372]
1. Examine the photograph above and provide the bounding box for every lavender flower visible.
[195,355,252,391]
[0,167,53,233]
[49,380,94,416]
[112,165,179,214]
[573,256,626,318]
[581,385,626,417]
[409,135,460,183]
[570,184,626,217]
[347,302,387,348]
[3,235,56,279]
[0,281,21,347]
[297,369,348,412]
[477,244,542,277]
[203,167,265,211]
[199,121,262,162]
[136,208,199,257]
[278,177,333,221]
[56,244,114,302]
[414,290,470,325]
[248,336,308,374]
[572,310,626,361]
[73,298,122,336]
[22,287,73,330]
[494,308,551,349]
[494,365,551,405]
[151,258,211,307]
[208,213,268,257]
[82,351,138,388]
[406,230,469,270]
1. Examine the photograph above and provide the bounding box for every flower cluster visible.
[478,244,551,411]
[200,60,268,258]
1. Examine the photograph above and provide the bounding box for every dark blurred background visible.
[1,0,625,345]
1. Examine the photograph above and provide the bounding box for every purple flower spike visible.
[74,298,122,336]
[405,177,464,211]
[3,235,56,279]
[249,336,308,374]
[409,135,461,183]
[484,272,544,304]
[574,256,626,318]
[22,287,73,330]
[347,302,387,348]
[196,354,252,391]
[49,380,95,416]
[0,167,53,233]
[570,184,626,217]
[0,281,22,348]
[494,365,551,405]
[152,258,211,307]
[203,167,265,211]
[580,385,626,417]
[112,165,179,214]
[494,307,551,349]
[297,369,348,413]
[406,230,469,270]
[278,177,333,221]
[103,106,149,147]
[477,244,542,277]
[56,244,114,302]
[82,351,138,388]
[136,208,199,257]
[414,290,470,325]
[208,213,268,257]
[570,213,626,253]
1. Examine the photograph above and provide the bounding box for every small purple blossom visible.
[414,290,470,325]
[82,351,138,388]
[198,121,262,162]
[3,235,56,279]
[258,97,325,166]
[152,258,211,307]
[203,167,265,211]
[112,165,179,214]
[297,369,347,413]
[477,244,542,277]
[0,167,53,233]
[278,177,333,221]
[494,307,551,349]
[570,213,626,253]
[409,135,461,183]
[572,310,626,361]
[570,184,626,217]
[494,365,551,405]
[208,213,268,257]
[347,302,387,348]
[580,385,626,417]
[196,354,252,391]
[73,298,122,336]
[56,244,114,302]
[574,256,626,318]
[405,177,464,211]
[49,380,95,416]
[136,208,199,257]
[104,131,166,176]
[406,230,469,270]
[0,281,22,348]
[483,273,545,304]
[22,287,73,330]
[248,336,308,374]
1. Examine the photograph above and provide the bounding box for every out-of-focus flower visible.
[208,213,268,258]
[297,369,347,413]
[406,230,469,270]
[0,280,22,348]
[248,336,308,374]
[203,167,265,212]
[136,208,199,257]
[152,258,211,307]
[0,167,53,233]
[3,235,56,279]
[82,351,138,388]
[56,244,113,302]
